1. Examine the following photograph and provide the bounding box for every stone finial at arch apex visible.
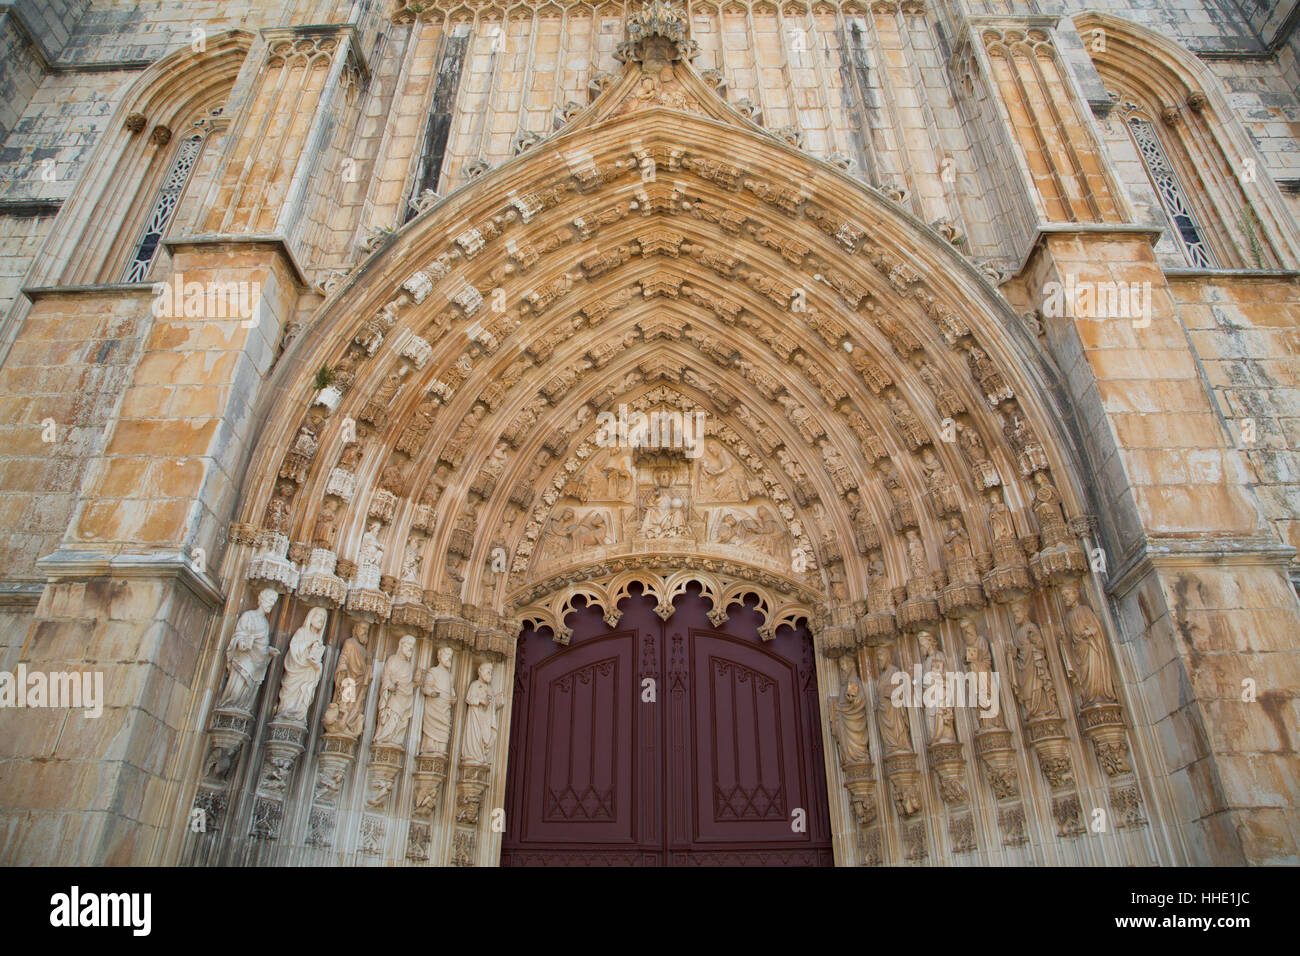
[622,1,699,64]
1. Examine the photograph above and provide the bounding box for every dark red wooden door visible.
[502,585,833,866]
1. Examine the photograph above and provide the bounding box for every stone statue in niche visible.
[217,588,279,712]
[264,480,294,534]
[358,521,384,568]
[372,634,417,748]
[845,489,879,553]
[378,463,406,497]
[1031,471,1070,543]
[942,518,973,562]
[374,371,404,407]
[830,656,871,765]
[419,646,457,756]
[291,418,320,459]
[874,645,913,757]
[959,617,1006,728]
[1059,585,1118,707]
[920,448,960,515]
[918,630,957,745]
[461,661,504,766]
[988,490,1016,542]
[775,447,806,483]
[400,538,422,582]
[904,529,929,581]
[274,606,328,722]
[322,621,371,737]
[338,441,363,472]
[311,497,340,549]
[955,421,1000,487]
[1009,601,1060,721]
[420,463,453,508]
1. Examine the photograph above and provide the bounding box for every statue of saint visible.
[874,645,913,757]
[311,497,340,550]
[904,529,929,581]
[461,661,504,766]
[830,656,871,765]
[1009,601,1060,721]
[217,588,278,712]
[322,621,371,737]
[400,538,422,582]
[274,606,327,722]
[960,617,1006,728]
[988,491,1016,543]
[372,634,417,748]
[1060,585,1118,707]
[640,488,686,538]
[358,521,384,568]
[419,646,457,755]
[919,630,957,745]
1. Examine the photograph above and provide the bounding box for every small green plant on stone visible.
[314,366,337,391]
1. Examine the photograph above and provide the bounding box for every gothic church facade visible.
[0,0,1298,866]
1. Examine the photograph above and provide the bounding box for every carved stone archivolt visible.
[191,3,1151,867]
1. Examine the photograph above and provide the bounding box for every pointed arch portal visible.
[186,6,1171,867]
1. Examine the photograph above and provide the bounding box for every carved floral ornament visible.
[515,566,816,644]
[229,27,1098,671]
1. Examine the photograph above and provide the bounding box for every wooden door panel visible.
[692,634,800,840]
[504,619,647,861]
[503,586,832,866]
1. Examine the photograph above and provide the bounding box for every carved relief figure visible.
[400,538,423,582]
[1009,601,1060,721]
[735,505,783,557]
[358,521,384,568]
[959,617,1005,728]
[904,529,929,581]
[699,439,748,501]
[274,606,328,722]
[943,518,973,562]
[264,481,294,534]
[322,621,371,737]
[640,487,687,538]
[875,645,913,757]
[373,634,417,748]
[420,646,457,755]
[217,588,278,712]
[311,497,340,549]
[830,656,871,765]
[988,491,1016,542]
[461,661,504,766]
[1059,585,1118,707]
[919,630,957,745]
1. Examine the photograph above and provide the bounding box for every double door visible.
[502,587,833,866]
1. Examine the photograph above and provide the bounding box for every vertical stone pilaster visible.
[1024,230,1300,863]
